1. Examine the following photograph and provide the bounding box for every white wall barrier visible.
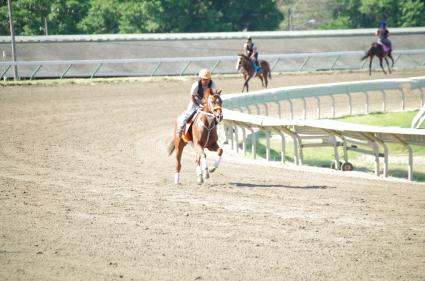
[221,76,425,181]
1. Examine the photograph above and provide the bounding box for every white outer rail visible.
[221,76,425,181]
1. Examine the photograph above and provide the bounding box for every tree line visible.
[0,0,424,36]
[0,0,283,35]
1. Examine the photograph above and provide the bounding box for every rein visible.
[197,94,222,148]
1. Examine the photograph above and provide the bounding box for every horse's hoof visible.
[197,175,203,185]
[209,167,216,173]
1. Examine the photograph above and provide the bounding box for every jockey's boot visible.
[176,123,185,137]
[254,62,262,73]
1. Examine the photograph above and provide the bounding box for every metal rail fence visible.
[1,49,425,80]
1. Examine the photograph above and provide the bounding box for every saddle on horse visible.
[252,60,262,73]
[180,111,199,142]
[377,40,392,54]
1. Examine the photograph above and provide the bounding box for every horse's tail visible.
[167,138,175,156]
[361,44,375,61]
[361,49,370,61]
[262,60,272,79]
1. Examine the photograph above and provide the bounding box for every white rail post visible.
[330,95,336,118]
[242,127,247,156]
[277,130,286,163]
[255,104,260,115]
[288,100,294,119]
[393,134,414,181]
[363,91,369,114]
[265,130,271,161]
[263,103,269,116]
[234,125,239,153]
[346,92,352,116]
[314,96,321,119]
[251,128,257,160]
[381,90,387,112]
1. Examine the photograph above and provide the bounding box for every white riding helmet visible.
[199,68,212,80]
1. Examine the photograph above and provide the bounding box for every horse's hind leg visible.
[174,138,186,184]
[368,56,373,76]
[258,75,265,88]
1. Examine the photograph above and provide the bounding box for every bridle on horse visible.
[197,93,223,147]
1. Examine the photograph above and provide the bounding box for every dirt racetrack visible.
[1,70,425,281]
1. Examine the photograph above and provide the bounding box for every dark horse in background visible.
[236,54,271,92]
[361,42,394,75]
[168,88,223,185]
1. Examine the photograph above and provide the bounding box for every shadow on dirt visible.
[229,182,334,189]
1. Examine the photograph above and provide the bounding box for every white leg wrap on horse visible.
[174,172,180,184]
[196,165,202,176]
[201,156,208,171]
[214,156,222,168]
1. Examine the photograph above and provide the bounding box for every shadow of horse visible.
[236,54,272,92]
[361,42,394,75]
[230,182,333,189]
[168,88,224,185]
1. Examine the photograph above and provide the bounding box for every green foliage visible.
[336,111,416,128]
[279,0,425,30]
[1,0,283,35]
[49,0,90,34]
[398,0,425,27]
[118,1,162,33]
[319,16,352,29]
[1,0,423,35]
[78,0,120,34]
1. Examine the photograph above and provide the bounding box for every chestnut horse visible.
[361,42,394,75]
[236,54,271,92]
[168,88,224,184]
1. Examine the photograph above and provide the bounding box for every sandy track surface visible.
[1,70,425,281]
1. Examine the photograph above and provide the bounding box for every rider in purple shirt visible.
[376,21,392,52]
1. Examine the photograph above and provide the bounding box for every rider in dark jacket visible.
[243,37,262,73]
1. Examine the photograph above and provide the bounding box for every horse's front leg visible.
[194,144,208,184]
[243,76,252,92]
[208,143,223,173]
[384,57,391,73]
[379,57,387,75]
